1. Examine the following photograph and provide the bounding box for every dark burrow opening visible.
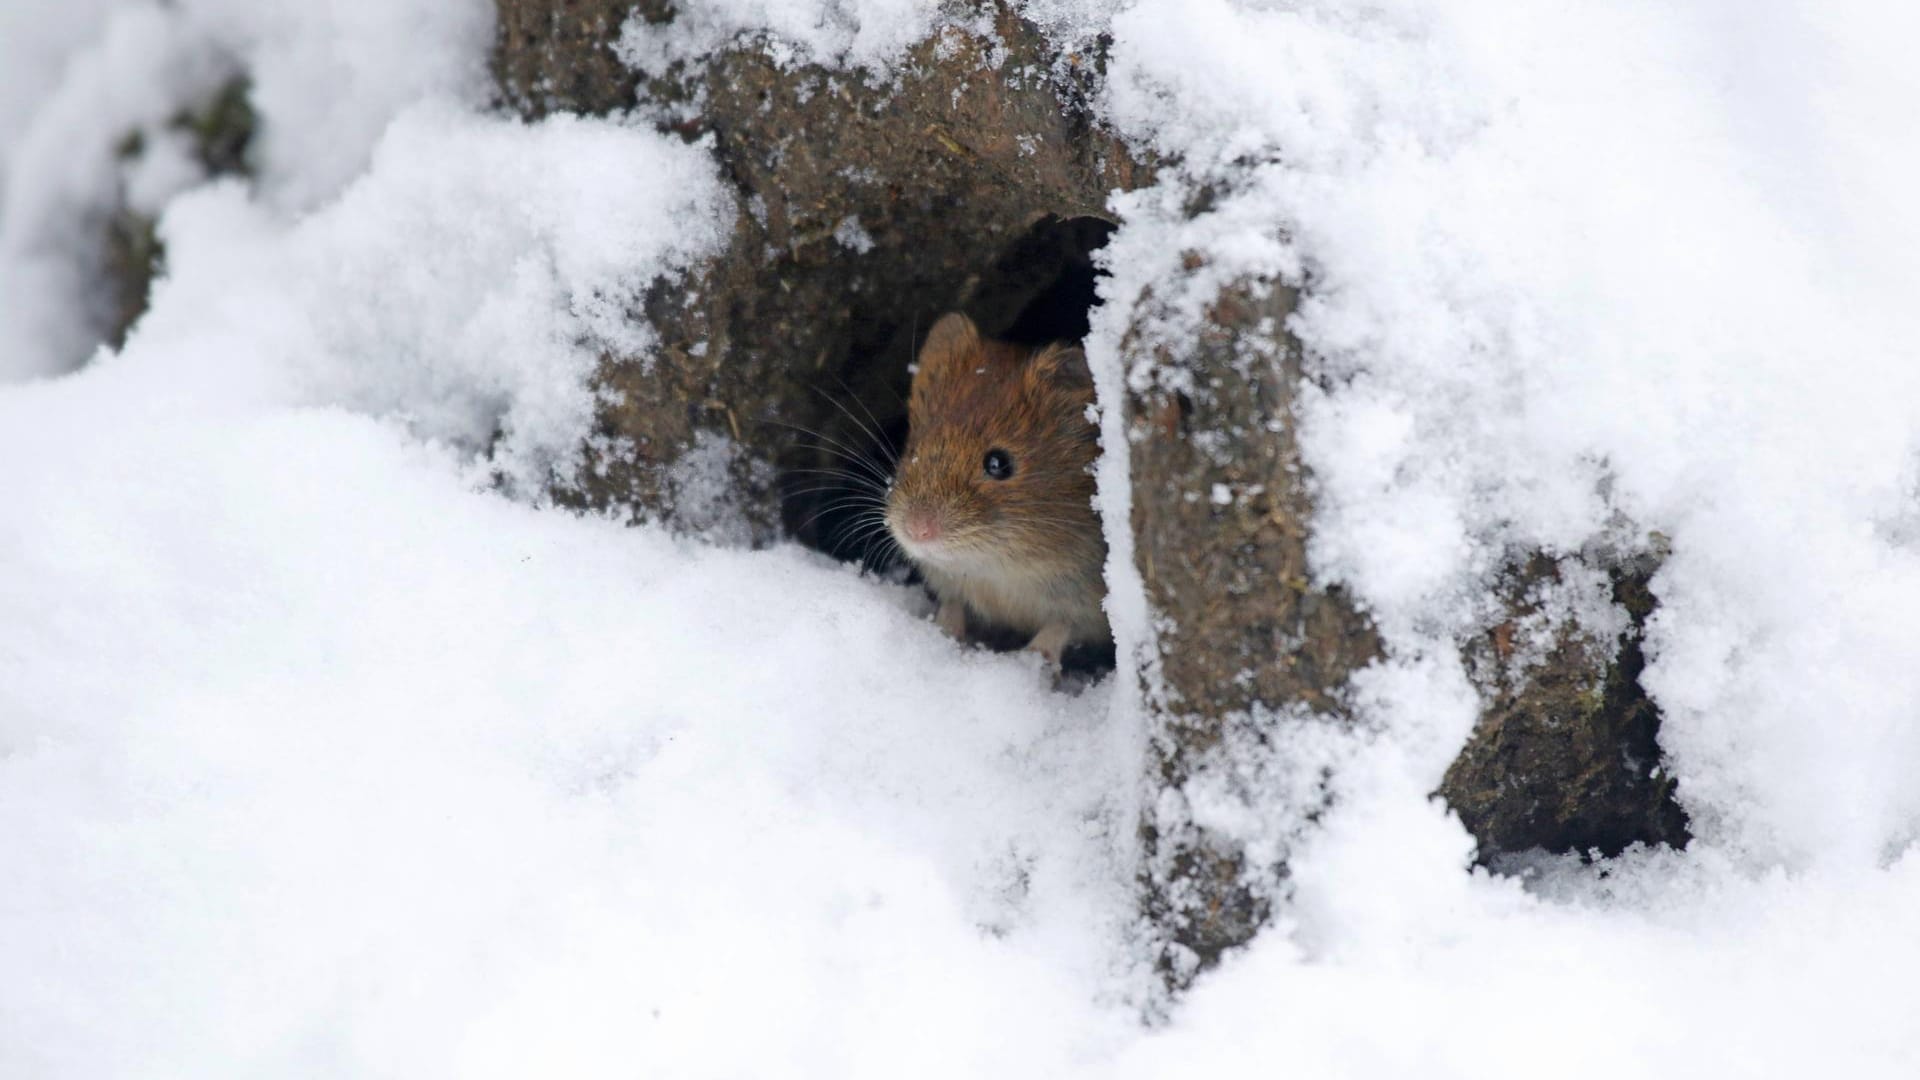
[777,213,1117,666]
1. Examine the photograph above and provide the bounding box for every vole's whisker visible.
[841,529,897,570]
[807,384,901,470]
[838,512,895,545]
[859,529,903,572]
[826,373,904,467]
[779,480,887,502]
[796,497,890,538]
[760,417,896,486]
[790,445,892,481]
[781,496,886,522]
[790,500,886,531]
[780,466,889,490]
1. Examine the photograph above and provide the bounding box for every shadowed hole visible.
[778,213,1117,578]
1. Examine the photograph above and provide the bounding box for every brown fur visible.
[886,312,1109,652]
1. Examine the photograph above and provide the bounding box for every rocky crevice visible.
[484,0,1692,992]
[498,0,1147,545]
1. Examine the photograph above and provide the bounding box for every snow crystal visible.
[662,429,776,545]
[612,0,1121,83]
[832,213,876,253]
[617,0,945,79]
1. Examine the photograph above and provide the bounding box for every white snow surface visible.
[0,0,140,178]
[1103,0,1920,871]
[616,0,1121,79]
[5,0,1920,1076]
[0,0,492,381]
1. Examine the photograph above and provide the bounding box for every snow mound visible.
[1104,0,1920,866]
[0,378,1137,1076]
[139,104,733,489]
[0,20,1137,1071]
[0,0,494,382]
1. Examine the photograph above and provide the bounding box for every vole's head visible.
[886,312,1102,576]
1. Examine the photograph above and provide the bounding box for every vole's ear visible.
[1031,343,1092,393]
[917,312,980,377]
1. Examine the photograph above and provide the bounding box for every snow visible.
[182,0,494,211]
[0,4,232,380]
[1129,847,1920,1078]
[7,0,1920,1076]
[1092,0,1920,1064]
[1104,0,1920,870]
[0,0,493,381]
[0,386,1136,1075]
[0,0,138,177]
[613,0,1125,84]
[617,0,945,79]
[146,103,733,491]
[833,213,876,253]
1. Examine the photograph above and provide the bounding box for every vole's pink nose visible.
[903,509,943,544]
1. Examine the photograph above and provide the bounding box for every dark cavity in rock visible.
[781,213,1117,574]
[502,2,1150,548]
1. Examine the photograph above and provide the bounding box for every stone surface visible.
[491,0,1689,993]
[496,0,1147,546]
[495,0,654,118]
[1122,273,1687,983]
[1442,553,1690,860]
[1123,273,1381,981]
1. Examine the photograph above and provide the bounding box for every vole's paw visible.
[935,598,968,639]
[1026,623,1070,673]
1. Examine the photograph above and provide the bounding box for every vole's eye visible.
[982,448,1014,481]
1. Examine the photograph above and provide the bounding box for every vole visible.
[885,312,1109,665]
